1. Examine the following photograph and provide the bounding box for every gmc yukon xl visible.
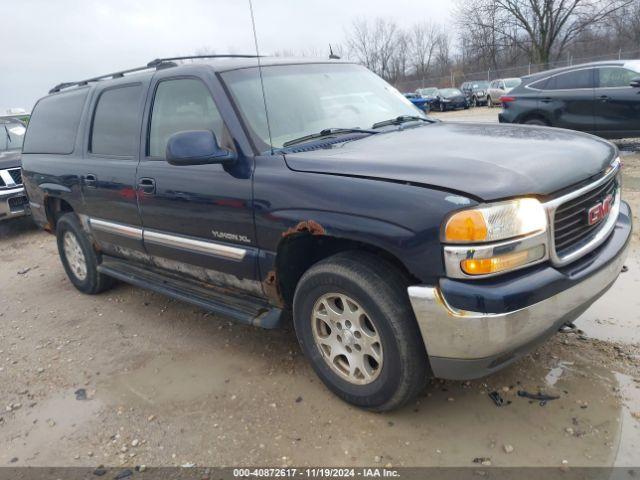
[22,56,632,411]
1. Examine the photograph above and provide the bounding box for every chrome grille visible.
[553,174,618,257]
[8,168,22,185]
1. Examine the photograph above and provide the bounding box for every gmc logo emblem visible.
[587,194,614,226]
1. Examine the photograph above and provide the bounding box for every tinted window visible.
[91,85,142,156]
[23,89,88,154]
[544,69,594,90]
[598,67,638,88]
[149,79,224,158]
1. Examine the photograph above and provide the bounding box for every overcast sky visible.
[1,0,453,113]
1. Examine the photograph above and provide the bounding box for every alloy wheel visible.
[311,293,383,385]
[63,231,88,281]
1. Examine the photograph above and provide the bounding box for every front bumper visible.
[0,186,29,220]
[408,202,632,380]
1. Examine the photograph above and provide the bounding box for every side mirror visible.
[166,130,236,166]
[630,77,640,88]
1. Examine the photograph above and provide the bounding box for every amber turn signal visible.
[460,245,545,276]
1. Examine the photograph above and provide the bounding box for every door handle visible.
[137,178,156,195]
[598,95,610,102]
[540,97,552,103]
[85,173,97,188]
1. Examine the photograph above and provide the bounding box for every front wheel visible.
[439,103,446,112]
[523,118,550,126]
[471,96,477,108]
[293,252,428,411]
[487,96,493,108]
[56,213,115,294]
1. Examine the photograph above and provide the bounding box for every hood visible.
[0,150,21,170]
[284,122,616,201]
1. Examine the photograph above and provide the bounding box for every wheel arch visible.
[265,217,421,308]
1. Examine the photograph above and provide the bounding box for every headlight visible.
[443,198,547,244]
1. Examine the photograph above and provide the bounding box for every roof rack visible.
[49,54,261,94]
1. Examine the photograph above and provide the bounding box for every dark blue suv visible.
[22,56,631,411]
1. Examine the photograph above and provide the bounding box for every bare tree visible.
[457,0,632,67]
[408,22,442,81]
[346,18,401,80]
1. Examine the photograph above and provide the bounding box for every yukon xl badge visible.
[211,230,251,244]
[587,194,614,226]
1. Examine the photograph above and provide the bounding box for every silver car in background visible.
[487,78,522,107]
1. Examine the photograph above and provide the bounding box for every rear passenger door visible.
[80,82,147,254]
[135,73,259,294]
[537,68,595,132]
[594,66,640,136]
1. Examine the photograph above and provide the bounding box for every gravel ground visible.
[0,142,639,469]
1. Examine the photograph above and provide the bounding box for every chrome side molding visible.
[144,229,246,261]
[87,217,246,261]
[89,218,143,240]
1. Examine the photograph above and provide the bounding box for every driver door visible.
[136,73,259,293]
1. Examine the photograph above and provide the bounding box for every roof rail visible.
[49,54,261,94]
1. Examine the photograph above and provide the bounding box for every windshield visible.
[504,78,522,88]
[1,120,26,152]
[439,88,462,96]
[418,88,438,96]
[222,63,423,150]
[473,82,489,89]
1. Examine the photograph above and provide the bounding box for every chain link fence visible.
[394,47,640,92]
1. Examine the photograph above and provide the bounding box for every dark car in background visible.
[499,60,640,138]
[433,88,468,112]
[1,116,29,221]
[403,92,430,112]
[460,80,490,107]
[415,87,439,109]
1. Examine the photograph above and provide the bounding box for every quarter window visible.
[91,85,143,156]
[22,88,88,155]
[148,79,225,158]
[597,67,638,88]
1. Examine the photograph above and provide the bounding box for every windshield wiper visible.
[372,115,433,129]
[282,128,379,148]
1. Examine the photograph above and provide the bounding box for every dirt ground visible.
[1,115,639,468]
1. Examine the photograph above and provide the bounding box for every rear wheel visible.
[293,252,428,411]
[56,213,114,294]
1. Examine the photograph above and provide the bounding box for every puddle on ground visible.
[1,390,102,466]
[577,247,640,345]
[100,351,263,407]
[613,372,640,467]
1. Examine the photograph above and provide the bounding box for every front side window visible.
[148,78,225,158]
[597,67,638,88]
[222,63,422,150]
[91,85,142,156]
[1,120,26,152]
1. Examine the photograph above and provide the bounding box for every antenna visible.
[248,0,273,153]
[329,44,341,60]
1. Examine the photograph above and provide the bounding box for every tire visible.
[487,96,493,108]
[293,251,428,411]
[56,213,114,294]
[523,118,549,126]
[471,96,477,108]
[439,103,445,112]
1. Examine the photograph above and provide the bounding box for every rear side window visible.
[148,78,224,158]
[597,67,638,88]
[91,84,143,156]
[23,89,88,154]
[543,69,594,90]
